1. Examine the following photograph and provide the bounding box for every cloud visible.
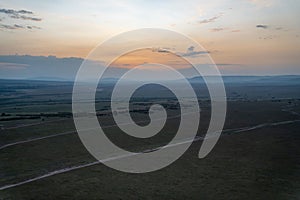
[182,51,209,57]
[256,24,268,29]
[26,25,41,29]
[258,35,278,40]
[10,15,42,21]
[17,10,34,15]
[274,27,289,32]
[0,24,24,30]
[256,25,288,32]
[187,46,194,52]
[0,8,42,21]
[0,23,41,30]
[156,49,169,53]
[198,14,222,24]
[210,28,224,32]
[13,24,23,29]
[0,8,33,15]
[0,8,42,31]
[152,47,175,53]
[180,46,209,57]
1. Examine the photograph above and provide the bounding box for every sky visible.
[0,0,300,78]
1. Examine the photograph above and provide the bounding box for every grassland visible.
[0,79,299,199]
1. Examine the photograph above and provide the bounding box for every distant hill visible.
[188,75,300,85]
[1,55,300,84]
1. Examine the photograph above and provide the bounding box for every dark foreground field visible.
[0,79,300,199]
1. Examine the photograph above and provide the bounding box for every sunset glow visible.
[0,0,299,75]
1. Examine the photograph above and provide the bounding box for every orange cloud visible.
[109,48,193,70]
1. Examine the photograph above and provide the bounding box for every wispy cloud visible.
[258,35,278,40]
[180,46,209,57]
[0,9,33,15]
[198,14,222,24]
[0,23,41,30]
[0,24,23,30]
[0,8,42,31]
[210,28,225,32]
[26,25,41,30]
[256,24,268,29]
[10,15,42,21]
[0,8,42,21]
[152,46,209,58]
